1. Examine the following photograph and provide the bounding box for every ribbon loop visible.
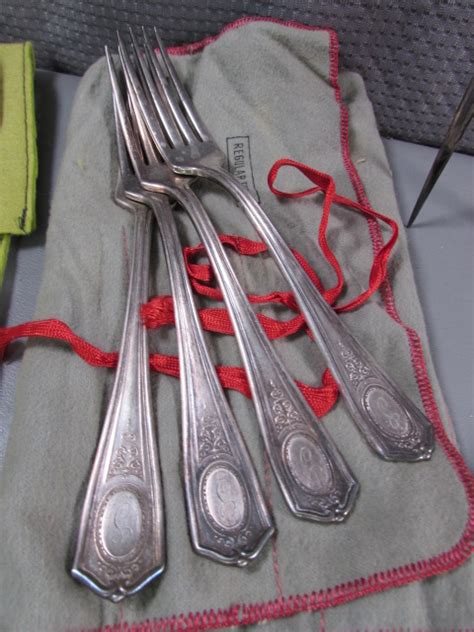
[0,159,399,421]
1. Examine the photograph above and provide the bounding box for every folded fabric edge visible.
[23,40,38,235]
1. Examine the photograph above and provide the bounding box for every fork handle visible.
[71,206,165,602]
[175,186,359,522]
[147,194,274,565]
[201,166,435,462]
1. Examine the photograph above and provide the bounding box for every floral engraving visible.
[96,559,141,586]
[384,419,424,452]
[338,343,371,384]
[394,429,422,450]
[109,432,143,479]
[214,528,254,551]
[269,381,303,435]
[198,410,232,461]
[304,490,348,520]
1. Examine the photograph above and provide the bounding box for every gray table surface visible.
[0,70,473,473]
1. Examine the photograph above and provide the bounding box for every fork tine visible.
[113,97,132,179]
[126,27,184,148]
[129,87,160,166]
[153,27,210,142]
[116,31,172,159]
[140,28,196,145]
[141,27,168,86]
[105,46,144,179]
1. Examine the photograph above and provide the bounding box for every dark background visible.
[0,0,473,152]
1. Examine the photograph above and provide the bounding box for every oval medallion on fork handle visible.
[147,195,275,565]
[71,203,165,602]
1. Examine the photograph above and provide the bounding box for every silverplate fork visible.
[124,27,435,464]
[71,168,165,598]
[112,34,360,523]
[107,52,275,566]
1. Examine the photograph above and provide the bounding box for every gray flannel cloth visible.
[0,20,472,632]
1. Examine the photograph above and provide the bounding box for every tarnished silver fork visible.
[107,51,275,566]
[71,165,165,598]
[113,33,360,523]
[125,27,435,464]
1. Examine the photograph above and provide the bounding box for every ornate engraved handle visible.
[177,187,359,522]
[201,167,435,463]
[148,194,274,565]
[71,207,166,602]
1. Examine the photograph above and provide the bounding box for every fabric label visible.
[226,136,260,202]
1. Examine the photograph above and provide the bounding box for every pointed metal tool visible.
[407,76,474,228]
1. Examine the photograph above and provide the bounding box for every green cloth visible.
[0,21,472,631]
[0,234,11,284]
[0,41,37,285]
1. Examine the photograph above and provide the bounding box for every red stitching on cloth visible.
[74,628,467,632]
[2,17,472,632]
[319,608,326,632]
[262,450,284,600]
[74,628,470,632]
[327,18,474,509]
[166,16,331,56]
